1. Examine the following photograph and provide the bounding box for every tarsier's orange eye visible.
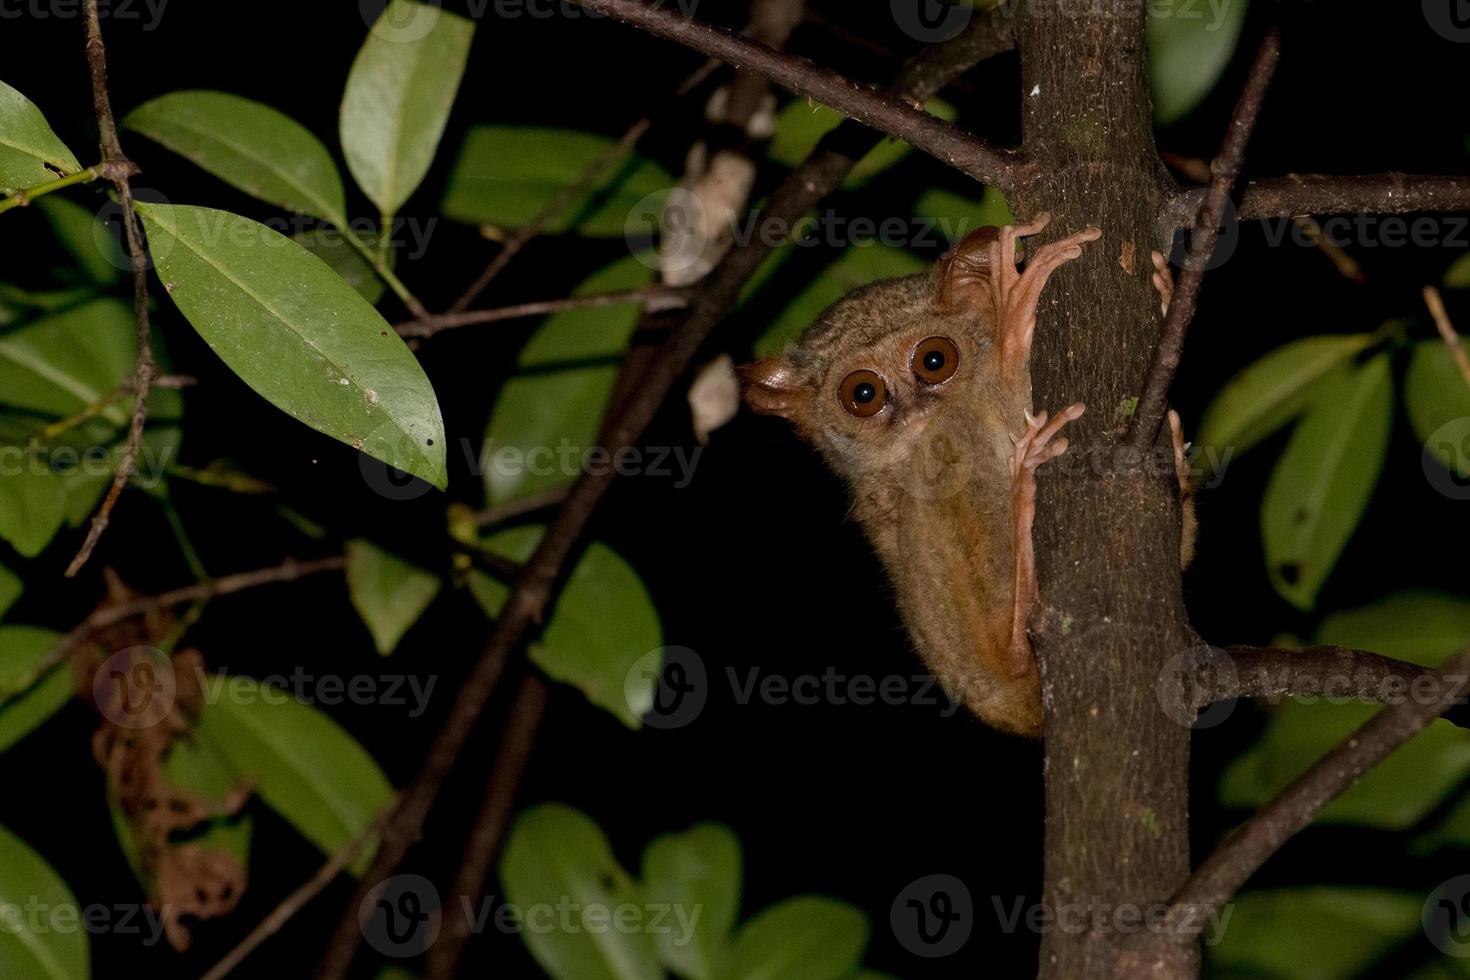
[838,370,887,418]
[912,336,960,385]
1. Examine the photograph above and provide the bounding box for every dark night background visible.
[1,0,1468,976]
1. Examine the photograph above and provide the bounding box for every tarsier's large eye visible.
[912,336,960,385]
[838,370,887,418]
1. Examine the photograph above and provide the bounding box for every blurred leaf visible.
[914,186,1014,240]
[641,823,743,980]
[138,202,446,489]
[727,896,869,980]
[470,525,661,728]
[1406,339,1470,479]
[123,91,348,224]
[1148,0,1249,124]
[0,467,65,558]
[0,563,18,620]
[59,426,182,528]
[0,79,81,195]
[0,282,99,313]
[346,539,441,655]
[38,197,123,286]
[443,126,673,236]
[770,99,958,189]
[1261,354,1391,610]
[342,0,475,216]
[295,229,385,304]
[501,804,661,980]
[0,626,69,754]
[1198,335,1374,462]
[1318,591,1470,664]
[754,245,927,357]
[483,255,653,507]
[1444,253,1470,289]
[376,970,420,980]
[0,822,89,979]
[197,675,393,873]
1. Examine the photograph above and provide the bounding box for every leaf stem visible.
[0,165,104,215]
[342,223,429,320]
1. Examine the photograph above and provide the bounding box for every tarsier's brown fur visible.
[743,218,1189,736]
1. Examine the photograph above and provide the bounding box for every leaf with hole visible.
[641,824,742,980]
[1260,353,1391,610]
[0,822,89,979]
[342,0,475,217]
[346,539,440,655]
[0,80,81,195]
[137,203,446,489]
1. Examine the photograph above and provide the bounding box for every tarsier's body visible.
[744,217,1125,736]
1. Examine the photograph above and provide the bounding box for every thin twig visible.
[399,285,692,339]
[1129,26,1281,448]
[0,164,105,215]
[197,797,400,980]
[68,0,155,577]
[312,13,1011,978]
[1423,286,1470,391]
[1158,644,1470,940]
[470,485,572,530]
[568,0,1030,190]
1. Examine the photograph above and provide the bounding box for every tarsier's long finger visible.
[1152,250,1174,316]
[1003,212,1053,269]
[1035,402,1085,448]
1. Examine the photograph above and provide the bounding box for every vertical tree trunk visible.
[1014,4,1199,977]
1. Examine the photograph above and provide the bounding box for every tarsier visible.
[742,216,1188,736]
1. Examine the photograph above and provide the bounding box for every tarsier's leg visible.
[1006,403,1086,676]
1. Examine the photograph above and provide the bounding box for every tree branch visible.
[312,14,1008,978]
[1129,26,1281,449]
[1159,643,1470,939]
[1424,286,1470,391]
[68,0,156,577]
[567,0,1030,190]
[398,285,691,339]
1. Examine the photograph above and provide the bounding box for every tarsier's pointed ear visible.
[738,358,809,419]
[934,226,1002,313]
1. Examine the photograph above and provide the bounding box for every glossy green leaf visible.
[1444,252,1470,289]
[914,186,1014,241]
[1198,335,1375,464]
[483,255,653,506]
[641,824,742,980]
[1148,0,1249,124]
[124,91,347,224]
[470,525,661,728]
[295,229,385,304]
[342,0,475,216]
[1260,354,1391,610]
[1406,339,1470,479]
[770,99,958,189]
[137,203,446,489]
[38,197,124,286]
[0,822,89,980]
[196,674,393,873]
[754,245,927,357]
[0,626,69,755]
[0,80,81,195]
[501,804,661,980]
[0,563,18,620]
[346,539,441,655]
[727,896,869,980]
[443,126,674,236]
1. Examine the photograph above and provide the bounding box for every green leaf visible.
[1260,353,1391,610]
[0,822,90,980]
[59,426,182,529]
[0,80,81,195]
[295,229,385,304]
[470,526,661,728]
[754,245,928,358]
[1445,253,1470,289]
[442,126,674,237]
[346,539,441,655]
[1198,335,1375,462]
[0,626,69,755]
[501,804,661,980]
[0,563,19,620]
[123,90,348,225]
[770,99,958,189]
[0,467,65,559]
[342,0,475,216]
[195,674,393,873]
[137,203,446,489]
[1148,0,1249,124]
[641,824,742,980]
[1318,591,1470,664]
[727,896,869,980]
[482,255,653,507]
[1406,339,1470,479]
[38,197,124,286]
[914,186,1013,240]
